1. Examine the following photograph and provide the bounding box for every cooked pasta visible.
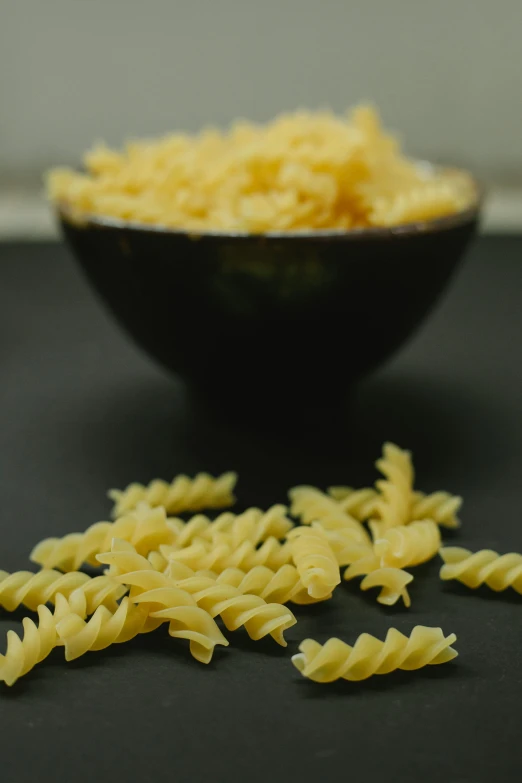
[291,626,457,683]
[0,569,126,614]
[47,106,475,233]
[373,520,441,569]
[287,524,340,600]
[289,486,371,546]
[30,504,176,572]
[439,547,522,593]
[108,471,237,518]
[0,593,87,686]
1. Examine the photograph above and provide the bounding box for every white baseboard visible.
[0,188,521,240]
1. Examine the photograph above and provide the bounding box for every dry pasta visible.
[292,626,457,683]
[373,520,441,569]
[327,486,461,528]
[370,442,415,536]
[0,569,126,614]
[289,486,370,546]
[287,524,340,600]
[108,471,237,517]
[214,564,318,606]
[0,593,87,686]
[30,504,176,572]
[47,106,475,233]
[160,535,293,574]
[439,547,522,593]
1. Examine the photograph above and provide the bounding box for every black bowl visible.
[58,178,480,417]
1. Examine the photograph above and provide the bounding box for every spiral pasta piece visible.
[167,506,293,551]
[215,565,318,605]
[0,593,87,686]
[411,491,462,528]
[287,525,340,600]
[373,520,441,569]
[371,442,414,533]
[98,541,229,662]
[164,570,297,646]
[0,569,126,614]
[343,551,413,607]
[108,471,237,517]
[160,535,293,574]
[439,547,522,593]
[30,505,176,572]
[329,485,461,529]
[327,486,379,521]
[289,486,371,546]
[56,597,162,662]
[291,626,458,683]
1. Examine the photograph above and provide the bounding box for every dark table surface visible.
[0,236,521,783]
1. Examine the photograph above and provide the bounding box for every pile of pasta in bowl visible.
[47,106,476,233]
[2,442,519,687]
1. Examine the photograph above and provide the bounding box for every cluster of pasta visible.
[2,443,518,688]
[46,105,476,233]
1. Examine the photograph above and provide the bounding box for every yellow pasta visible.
[160,535,293,574]
[370,442,414,535]
[373,520,441,569]
[292,626,457,683]
[439,547,522,593]
[214,564,318,606]
[167,505,293,550]
[30,504,176,572]
[0,569,126,614]
[287,524,340,600]
[330,486,461,529]
[288,486,371,547]
[47,106,475,233]
[97,540,230,662]
[0,593,86,686]
[56,598,162,662]
[343,551,413,607]
[108,471,237,518]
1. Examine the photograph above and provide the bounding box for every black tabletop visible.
[1,236,521,783]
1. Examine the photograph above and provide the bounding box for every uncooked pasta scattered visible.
[291,626,458,683]
[0,441,511,688]
[47,106,476,233]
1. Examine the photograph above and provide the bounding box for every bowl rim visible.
[56,163,483,241]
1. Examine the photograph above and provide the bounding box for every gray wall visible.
[1,0,521,182]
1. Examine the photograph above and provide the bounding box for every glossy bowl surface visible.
[58,177,481,415]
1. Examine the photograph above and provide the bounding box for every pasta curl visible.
[292,626,457,682]
[373,520,441,569]
[289,486,371,546]
[439,547,522,593]
[160,536,293,574]
[330,486,461,528]
[287,525,340,600]
[0,593,87,686]
[108,471,237,517]
[370,442,414,535]
[0,569,126,614]
[30,504,176,572]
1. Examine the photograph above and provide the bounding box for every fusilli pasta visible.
[287,524,340,600]
[0,593,86,686]
[160,535,293,574]
[289,486,371,546]
[30,504,175,572]
[373,520,441,569]
[108,471,237,518]
[439,547,522,593]
[328,486,462,528]
[370,442,414,534]
[0,569,126,614]
[291,626,457,682]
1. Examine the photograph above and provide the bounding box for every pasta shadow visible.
[294,660,470,697]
